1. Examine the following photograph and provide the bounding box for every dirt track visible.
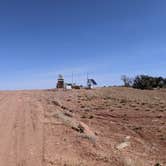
[0,92,44,166]
[0,88,165,166]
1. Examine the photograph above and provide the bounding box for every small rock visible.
[154,97,160,100]
[125,136,131,141]
[116,141,130,150]
[154,163,161,166]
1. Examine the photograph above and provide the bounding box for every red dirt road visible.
[0,92,44,166]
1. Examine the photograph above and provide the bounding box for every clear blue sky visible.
[0,0,166,90]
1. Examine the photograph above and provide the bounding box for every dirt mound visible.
[53,109,97,143]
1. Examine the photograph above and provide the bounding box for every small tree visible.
[121,75,133,87]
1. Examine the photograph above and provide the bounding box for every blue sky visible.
[0,0,166,90]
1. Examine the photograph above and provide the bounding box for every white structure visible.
[65,83,72,90]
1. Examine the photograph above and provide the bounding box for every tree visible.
[121,75,133,87]
[132,75,166,90]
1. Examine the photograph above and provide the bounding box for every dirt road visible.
[0,91,93,166]
[0,92,44,166]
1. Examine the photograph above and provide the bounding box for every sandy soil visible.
[0,87,165,166]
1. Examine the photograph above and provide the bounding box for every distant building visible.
[56,74,64,89]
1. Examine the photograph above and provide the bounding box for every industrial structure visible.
[87,79,97,89]
[56,74,64,89]
[56,74,97,90]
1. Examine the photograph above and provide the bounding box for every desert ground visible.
[0,87,165,166]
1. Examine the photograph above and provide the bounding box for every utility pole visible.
[87,72,90,88]
[72,72,73,85]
